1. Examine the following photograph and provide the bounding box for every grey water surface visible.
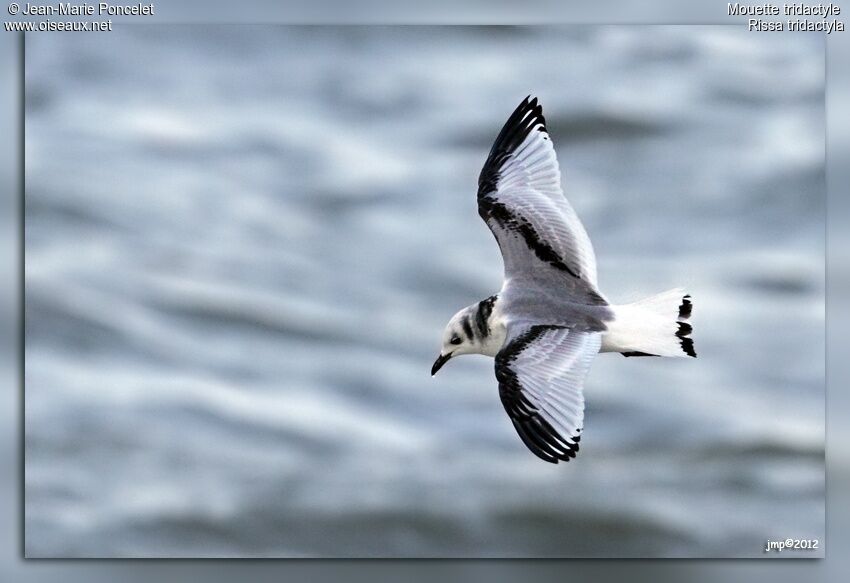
[24,26,824,557]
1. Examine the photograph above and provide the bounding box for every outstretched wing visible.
[496,323,601,463]
[478,97,604,303]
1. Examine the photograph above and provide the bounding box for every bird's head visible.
[432,305,482,376]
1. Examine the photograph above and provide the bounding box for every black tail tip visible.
[676,322,697,358]
[679,294,693,320]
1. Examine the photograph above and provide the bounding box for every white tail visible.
[601,288,696,358]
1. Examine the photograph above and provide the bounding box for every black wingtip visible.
[479,96,551,198]
[511,415,581,464]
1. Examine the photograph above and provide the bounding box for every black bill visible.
[431,352,452,376]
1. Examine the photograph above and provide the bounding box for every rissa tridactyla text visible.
[432,96,696,464]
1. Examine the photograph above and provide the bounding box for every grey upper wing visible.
[478,97,605,304]
[496,323,601,463]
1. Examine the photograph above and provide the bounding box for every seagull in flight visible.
[432,96,695,464]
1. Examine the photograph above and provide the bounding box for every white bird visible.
[432,96,695,464]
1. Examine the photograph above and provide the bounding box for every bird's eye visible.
[450,336,462,345]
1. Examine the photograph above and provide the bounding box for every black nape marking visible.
[676,321,697,358]
[496,325,581,464]
[461,316,474,341]
[476,295,497,337]
[679,295,693,319]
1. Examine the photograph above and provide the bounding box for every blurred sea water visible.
[24,26,824,557]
